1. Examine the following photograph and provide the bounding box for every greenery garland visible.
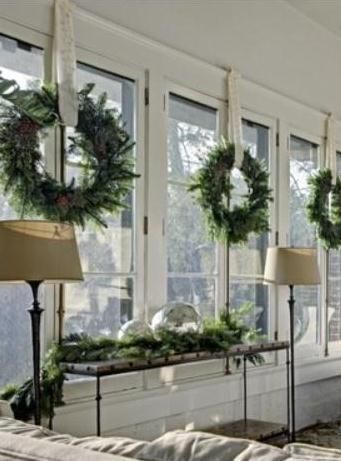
[307,169,341,249]
[0,76,138,228]
[188,139,272,244]
[0,305,263,421]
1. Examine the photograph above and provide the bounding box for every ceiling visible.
[74,0,341,44]
[285,0,341,40]
[72,0,341,118]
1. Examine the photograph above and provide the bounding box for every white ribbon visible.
[325,113,336,185]
[227,68,243,168]
[53,0,78,127]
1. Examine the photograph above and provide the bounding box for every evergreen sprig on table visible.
[0,305,264,422]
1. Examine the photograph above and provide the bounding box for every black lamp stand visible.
[288,284,296,442]
[27,280,44,426]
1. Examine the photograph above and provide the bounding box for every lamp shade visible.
[264,247,320,286]
[0,220,83,282]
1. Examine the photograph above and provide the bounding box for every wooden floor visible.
[203,419,289,441]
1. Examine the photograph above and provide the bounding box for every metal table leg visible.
[289,286,296,443]
[243,355,247,424]
[96,374,102,436]
[48,392,54,430]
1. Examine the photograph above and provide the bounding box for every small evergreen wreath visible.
[189,139,272,244]
[307,169,341,249]
[0,77,138,228]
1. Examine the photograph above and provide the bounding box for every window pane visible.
[289,135,320,345]
[168,95,216,182]
[229,120,270,335]
[75,212,133,274]
[290,136,317,247]
[328,153,341,342]
[168,184,216,274]
[0,35,43,387]
[167,94,217,317]
[65,64,136,338]
[167,277,216,318]
[65,275,133,337]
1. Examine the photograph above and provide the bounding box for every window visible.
[229,120,270,335]
[328,153,341,343]
[0,35,43,387]
[289,135,320,345]
[64,63,136,338]
[167,94,218,317]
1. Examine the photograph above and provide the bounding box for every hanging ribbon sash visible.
[324,113,336,357]
[227,68,243,168]
[53,0,78,127]
[325,113,336,185]
[53,0,78,343]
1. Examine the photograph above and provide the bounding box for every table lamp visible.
[264,247,320,442]
[0,220,83,426]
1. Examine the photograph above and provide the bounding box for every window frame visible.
[327,144,341,355]
[283,126,323,360]
[161,80,227,318]
[0,26,56,357]
[0,32,55,379]
[239,108,278,341]
[52,48,146,336]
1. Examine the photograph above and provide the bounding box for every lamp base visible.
[288,284,296,442]
[27,281,44,426]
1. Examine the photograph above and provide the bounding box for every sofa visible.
[0,417,340,461]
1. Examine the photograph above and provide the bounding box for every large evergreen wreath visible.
[307,169,341,249]
[189,139,272,244]
[0,77,138,228]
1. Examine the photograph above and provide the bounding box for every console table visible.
[61,340,291,441]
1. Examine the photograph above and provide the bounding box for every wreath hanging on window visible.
[0,76,138,228]
[307,169,341,249]
[188,139,272,244]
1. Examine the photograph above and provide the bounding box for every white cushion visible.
[0,417,148,458]
[0,432,136,461]
[61,435,148,458]
[284,443,341,460]
[0,416,54,438]
[138,430,288,461]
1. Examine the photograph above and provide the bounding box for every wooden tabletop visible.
[60,340,289,377]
